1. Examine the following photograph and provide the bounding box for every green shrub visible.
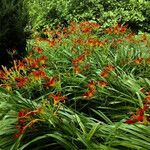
[26,0,150,32]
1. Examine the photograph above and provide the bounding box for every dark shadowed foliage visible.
[0,0,28,68]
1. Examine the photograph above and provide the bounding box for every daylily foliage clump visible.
[0,21,150,150]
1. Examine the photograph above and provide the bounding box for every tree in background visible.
[0,0,28,68]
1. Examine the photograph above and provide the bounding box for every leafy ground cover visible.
[0,21,150,150]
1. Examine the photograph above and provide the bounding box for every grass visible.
[0,21,150,150]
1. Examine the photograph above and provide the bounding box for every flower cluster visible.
[126,91,150,124]
[125,106,149,124]
[74,39,107,47]
[83,81,96,99]
[49,93,67,105]
[104,23,128,34]
[72,51,90,74]
[100,65,115,77]
[15,108,43,138]
[83,80,108,99]
[0,45,58,93]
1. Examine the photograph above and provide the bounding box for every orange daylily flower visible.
[114,25,120,34]
[87,81,96,90]
[15,77,28,88]
[23,57,34,64]
[35,107,44,114]
[144,91,150,104]
[73,65,81,74]
[125,105,149,124]
[81,27,89,32]
[100,65,115,77]
[33,46,43,53]
[104,27,113,34]
[86,39,105,47]
[72,51,90,66]
[31,62,39,69]
[79,21,100,31]
[49,40,56,47]
[69,21,77,32]
[83,89,95,99]
[74,39,84,45]
[1,66,11,77]
[43,77,56,88]
[32,70,46,80]
[69,26,77,34]
[16,61,26,71]
[49,93,67,105]
[24,58,39,69]
[105,24,128,34]
[121,23,128,32]
[72,55,85,64]
[0,70,8,80]
[37,56,47,64]
[97,81,108,88]
[116,39,124,43]
[18,107,43,118]
[114,23,128,34]
[81,27,92,33]
[134,57,143,65]
[15,108,44,139]
[126,33,135,40]
[100,71,109,77]
[104,65,115,72]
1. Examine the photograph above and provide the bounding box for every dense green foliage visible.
[26,0,150,32]
[0,22,150,149]
[0,0,28,67]
[0,0,150,149]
